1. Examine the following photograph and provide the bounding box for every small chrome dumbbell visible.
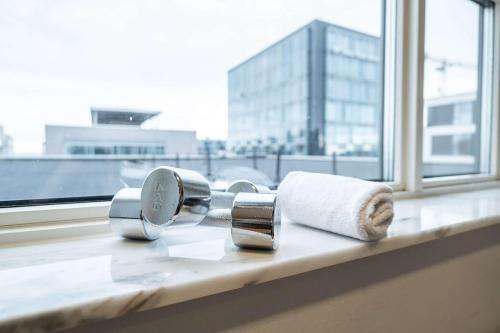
[109,167,280,250]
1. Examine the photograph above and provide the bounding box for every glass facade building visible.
[228,20,382,156]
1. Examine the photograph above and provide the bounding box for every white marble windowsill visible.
[1,188,500,333]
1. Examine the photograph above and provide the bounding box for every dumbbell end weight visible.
[109,188,163,240]
[141,166,212,227]
[109,167,212,240]
[204,193,280,250]
[231,193,280,250]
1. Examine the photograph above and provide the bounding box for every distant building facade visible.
[45,108,197,155]
[0,126,13,155]
[198,139,227,156]
[423,93,478,165]
[228,20,382,156]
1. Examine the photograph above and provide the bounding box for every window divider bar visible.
[493,3,500,179]
[400,0,425,192]
[382,0,398,183]
[389,0,405,188]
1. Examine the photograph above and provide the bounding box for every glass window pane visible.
[0,0,391,206]
[422,0,491,177]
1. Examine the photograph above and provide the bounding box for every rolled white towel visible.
[277,171,394,241]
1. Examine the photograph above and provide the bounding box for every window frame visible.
[419,0,499,185]
[0,0,500,238]
[394,0,499,192]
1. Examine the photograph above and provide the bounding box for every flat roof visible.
[90,107,161,126]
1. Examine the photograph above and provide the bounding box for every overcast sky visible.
[0,0,478,154]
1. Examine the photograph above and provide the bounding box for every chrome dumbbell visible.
[109,166,280,250]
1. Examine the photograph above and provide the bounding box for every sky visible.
[0,0,478,154]
[424,0,479,98]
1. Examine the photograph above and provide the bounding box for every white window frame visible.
[394,0,500,192]
[1,0,500,244]
[418,0,500,188]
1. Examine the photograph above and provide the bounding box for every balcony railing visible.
[0,154,476,206]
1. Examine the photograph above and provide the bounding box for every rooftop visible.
[90,107,161,126]
[228,19,379,73]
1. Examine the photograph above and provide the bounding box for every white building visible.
[423,93,477,165]
[0,126,13,155]
[45,108,197,155]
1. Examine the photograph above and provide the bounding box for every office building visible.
[45,108,198,155]
[423,92,478,165]
[228,20,382,156]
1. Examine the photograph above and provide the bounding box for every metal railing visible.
[0,153,476,206]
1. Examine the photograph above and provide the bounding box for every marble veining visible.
[2,188,500,333]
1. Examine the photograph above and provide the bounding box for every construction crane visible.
[425,54,476,95]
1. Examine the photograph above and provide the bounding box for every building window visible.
[431,135,473,156]
[66,144,165,156]
[422,0,493,177]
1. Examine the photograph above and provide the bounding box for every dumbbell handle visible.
[147,190,235,229]
[209,191,237,210]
